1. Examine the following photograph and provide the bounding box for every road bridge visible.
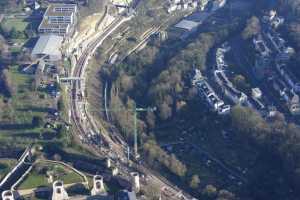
[0,146,33,193]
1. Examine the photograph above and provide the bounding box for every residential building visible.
[275,61,300,92]
[193,70,230,114]
[211,0,226,11]
[286,90,300,115]
[38,4,78,37]
[253,36,272,80]
[214,70,248,105]
[263,10,284,29]
[253,55,271,80]
[252,88,262,99]
[271,78,300,115]
[167,0,211,13]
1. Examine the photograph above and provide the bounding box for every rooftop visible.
[44,4,77,17]
[175,19,200,31]
[32,35,63,56]
[39,18,70,29]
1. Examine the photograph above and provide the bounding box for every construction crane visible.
[95,102,156,161]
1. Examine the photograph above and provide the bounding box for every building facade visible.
[38,4,77,37]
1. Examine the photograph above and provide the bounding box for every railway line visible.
[70,16,131,158]
[67,7,196,200]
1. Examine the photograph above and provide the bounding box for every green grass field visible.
[0,65,56,146]
[0,159,17,179]
[1,18,28,32]
[18,162,84,190]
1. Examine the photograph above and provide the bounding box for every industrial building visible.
[38,4,78,37]
[31,35,63,61]
[175,19,200,31]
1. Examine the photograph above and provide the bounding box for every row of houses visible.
[192,69,231,115]
[263,11,300,115]
[192,43,270,115]
[253,11,293,81]
[167,0,226,13]
[167,0,209,13]
[262,10,284,29]
[270,77,300,114]
[253,10,300,115]
[215,45,267,113]
[215,46,248,105]
[276,61,300,92]
[214,70,248,104]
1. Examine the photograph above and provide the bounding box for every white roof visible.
[175,19,200,31]
[32,35,63,56]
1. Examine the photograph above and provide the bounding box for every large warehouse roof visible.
[175,19,200,31]
[32,35,63,56]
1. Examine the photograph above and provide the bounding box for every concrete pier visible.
[131,172,140,192]
[2,190,15,200]
[52,180,69,200]
[91,175,106,196]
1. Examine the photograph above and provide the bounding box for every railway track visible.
[70,13,140,158]
[68,10,196,200]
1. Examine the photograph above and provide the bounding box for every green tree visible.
[146,110,156,129]
[158,102,172,120]
[57,97,65,111]
[1,69,15,97]
[217,189,235,200]
[10,27,18,39]
[242,16,261,40]
[233,74,250,92]
[189,174,200,189]
[32,116,43,127]
[202,184,217,199]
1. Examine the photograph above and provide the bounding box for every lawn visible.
[18,161,84,190]
[1,18,28,32]
[0,65,55,144]
[0,65,45,125]
[0,159,18,179]
[18,172,48,189]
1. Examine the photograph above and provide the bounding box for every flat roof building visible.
[175,19,200,31]
[31,35,63,61]
[38,4,77,37]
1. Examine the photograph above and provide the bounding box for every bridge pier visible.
[91,175,106,196]
[2,190,15,200]
[52,181,69,200]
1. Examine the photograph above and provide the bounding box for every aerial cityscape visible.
[0,0,300,199]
